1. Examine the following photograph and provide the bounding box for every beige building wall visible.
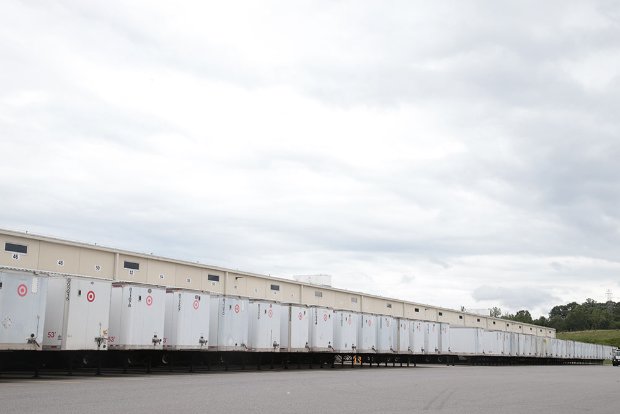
[77,248,115,279]
[387,300,404,318]
[225,272,248,297]
[425,307,439,322]
[300,285,335,308]
[201,268,225,294]
[278,281,301,304]
[501,321,513,332]
[333,291,361,312]
[38,241,81,275]
[172,263,202,290]
[437,310,465,325]
[115,254,148,284]
[0,234,41,270]
[403,303,433,321]
[486,319,504,331]
[361,296,403,317]
[463,314,486,328]
[246,276,267,299]
[146,259,175,286]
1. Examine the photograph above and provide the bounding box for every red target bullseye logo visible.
[348,317,352,325]
[193,299,200,310]
[86,290,96,302]
[234,304,240,313]
[323,313,328,322]
[17,284,28,297]
[367,319,372,326]
[268,309,273,318]
[298,312,303,320]
[146,295,153,306]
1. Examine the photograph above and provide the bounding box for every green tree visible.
[489,307,502,318]
[513,310,533,324]
[533,316,548,326]
[483,299,620,332]
[502,310,534,324]
[564,305,588,331]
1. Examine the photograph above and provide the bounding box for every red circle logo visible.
[348,317,352,325]
[323,313,328,322]
[268,309,273,318]
[17,284,28,297]
[367,319,372,326]
[234,304,240,313]
[193,299,200,310]
[298,312,303,320]
[146,295,153,306]
[86,290,96,302]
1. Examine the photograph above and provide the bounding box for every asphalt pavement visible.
[1,364,619,413]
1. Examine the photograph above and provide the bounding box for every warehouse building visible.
[0,228,555,338]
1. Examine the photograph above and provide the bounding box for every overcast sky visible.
[1,1,620,317]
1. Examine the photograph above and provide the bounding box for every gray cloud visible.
[472,285,559,312]
[1,0,620,315]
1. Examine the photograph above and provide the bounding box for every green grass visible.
[556,329,620,348]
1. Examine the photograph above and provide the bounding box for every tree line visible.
[490,299,620,332]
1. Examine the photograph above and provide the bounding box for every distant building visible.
[293,274,332,287]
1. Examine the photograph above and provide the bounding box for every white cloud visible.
[1,0,620,318]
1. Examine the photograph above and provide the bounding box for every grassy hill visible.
[556,330,620,348]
